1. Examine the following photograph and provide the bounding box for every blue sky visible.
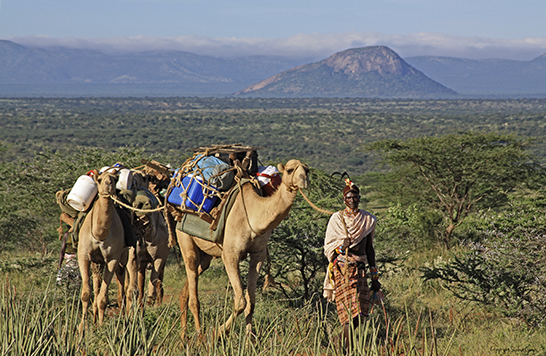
[1,0,546,60]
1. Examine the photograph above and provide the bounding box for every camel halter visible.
[285,163,309,193]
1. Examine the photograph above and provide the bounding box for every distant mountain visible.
[236,46,458,98]
[0,40,303,89]
[405,54,546,95]
[3,39,546,98]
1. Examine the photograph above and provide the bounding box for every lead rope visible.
[298,188,350,285]
[298,188,334,215]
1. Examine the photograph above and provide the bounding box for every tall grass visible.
[0,277,456,356]
[1,279,81,355]
[2,252,546,355]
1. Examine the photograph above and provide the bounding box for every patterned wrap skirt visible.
[333,260,370,325]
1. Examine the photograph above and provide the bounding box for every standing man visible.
[323,179,381,351]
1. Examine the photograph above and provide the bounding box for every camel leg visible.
[115,262,126,310]
[245,249,267,334]
[219,253,247,335]
[179,280,190,338]
[91,262,104,324]
[96,259,117,325]
[115,247,130,311]
[78,257,92,335]
[179,250,213,338]
[148,257,167,305]
[156,263,166,305]
[138,260,147,306]
[124,246,139,312]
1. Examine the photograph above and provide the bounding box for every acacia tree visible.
[367,131,542,247]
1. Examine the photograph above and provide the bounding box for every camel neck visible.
[245,182,297,234]
[92,195,114,241]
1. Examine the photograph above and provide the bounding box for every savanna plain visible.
[1,97,546,355]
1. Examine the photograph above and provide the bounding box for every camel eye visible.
[286,169,294,174]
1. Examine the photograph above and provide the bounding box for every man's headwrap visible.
[343,178,360,197]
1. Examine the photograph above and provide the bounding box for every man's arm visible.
[365,232,376,267]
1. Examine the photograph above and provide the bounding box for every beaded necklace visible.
[342,207,360,219]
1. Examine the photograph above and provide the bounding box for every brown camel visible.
[176,159,309,337]
[136,210,170,305]
[77,172,138,334]
[129,171,171,306]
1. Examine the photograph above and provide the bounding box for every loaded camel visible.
[131,171,171,306]
[77,171,138,334]
[176,159,309,337]
[136,209,169,305]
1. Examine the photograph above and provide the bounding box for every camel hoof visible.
[78,322,85,336]
[197,331,207,343]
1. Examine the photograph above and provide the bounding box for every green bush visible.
[422,196,546,326]
[375,202,443,252]
[0,145,177,252]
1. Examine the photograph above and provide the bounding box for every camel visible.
[176,159,309,337]
[136,209,170,305]
[127,170,171,306]
[77,171,138,334]
[132,175,171,305]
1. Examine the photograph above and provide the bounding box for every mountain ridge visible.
[2,40,546,97]
[405,54,546,94]
[237,46,458,98]
[0,40,304,87]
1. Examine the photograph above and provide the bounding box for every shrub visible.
[422,196,546,326]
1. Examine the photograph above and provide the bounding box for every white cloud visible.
[6,32,546,61]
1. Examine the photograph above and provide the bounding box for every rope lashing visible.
[108,194,165,213]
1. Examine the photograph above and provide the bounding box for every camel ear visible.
[277,163,285,173]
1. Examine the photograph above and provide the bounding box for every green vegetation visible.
[367,131,543,247]
[2,97,546,354]
[423,196,546,327]
[3,97,546,175]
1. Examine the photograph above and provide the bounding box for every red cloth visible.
[333,260,371,325]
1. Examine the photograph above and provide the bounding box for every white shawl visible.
[323,209,377,301]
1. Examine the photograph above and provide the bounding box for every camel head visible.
[95,171,118,197]
[277,159,309,191]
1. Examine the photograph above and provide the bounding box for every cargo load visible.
[66,171,98,212]
[167,174,219,213]
[165,144,260,217]
[165,144,264,243]
[256,166,282,197]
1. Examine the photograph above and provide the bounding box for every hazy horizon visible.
[1,1,546,61]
